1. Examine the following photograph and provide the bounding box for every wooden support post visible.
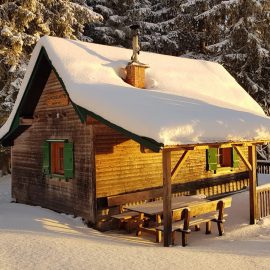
[162,150,172,247]
[248,145,257,225]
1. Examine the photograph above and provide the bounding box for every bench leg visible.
[136,213,144,236]
[206,221,211,234]
[118,220,122,230]
[182,232,188,247]
[181,208,190,247]
[127,220,132,234]
[156,214,162,243]
[217,222,224,236]
[117,219,126,231]
[172,231,176,245]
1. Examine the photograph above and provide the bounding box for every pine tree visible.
[221,0,270,114]
[87,0,270,114]
[86,0,197,55]
[0,0,102,112]
[186,0,270,114]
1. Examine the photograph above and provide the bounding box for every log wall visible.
[12,71,96,224]
[94,124,249,230]
[94,124,249,199]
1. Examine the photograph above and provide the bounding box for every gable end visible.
[1,47,162,152]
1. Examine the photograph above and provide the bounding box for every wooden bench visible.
[108,189,163,232]
[111,210,140,233]
[156,196,232,246]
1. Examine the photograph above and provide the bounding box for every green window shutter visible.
[64,142,74,179]
[42,141,50,174]
[206,148,218,171]
[231,147,239,168]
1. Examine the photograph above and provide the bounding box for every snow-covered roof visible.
[1,35,270,147]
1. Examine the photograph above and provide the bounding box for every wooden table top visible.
[124,195,208,215]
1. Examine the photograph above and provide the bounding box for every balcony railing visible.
[257,184,270,219]
[257,160,270,174]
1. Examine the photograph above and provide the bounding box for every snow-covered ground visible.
[1,174,270,270]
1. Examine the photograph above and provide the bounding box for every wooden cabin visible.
[1,36,270,239]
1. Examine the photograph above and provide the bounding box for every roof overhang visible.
[1,37,269,152]
[163,140,270,152]
[0,47,163,152]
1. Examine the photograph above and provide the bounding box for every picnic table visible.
[125,195,209,242]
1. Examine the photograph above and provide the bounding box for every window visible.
[42,140,74,179]
[218,148,232,167]
[206,147,239,172]
[51,142,64,175]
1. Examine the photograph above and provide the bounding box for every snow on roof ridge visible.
[43,36,266,115]
[1,35,270,146]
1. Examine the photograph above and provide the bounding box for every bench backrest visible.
[173,196,232,221]
[107,188,163,207]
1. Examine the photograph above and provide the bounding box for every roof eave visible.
[0,47,164,152]
[163,140,270,152]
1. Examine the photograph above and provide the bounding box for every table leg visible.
[206,221,211,234]
[156,214,162,243]
[136,213,144,236]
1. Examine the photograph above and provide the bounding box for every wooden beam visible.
[233,146,252,171]
[162,149,172,247]
[248,145,257,225]
[164,140,269,152]
[19,117,33,126]
[171,150,191,181]
[162,146,194,152]
[107,188,163,207]
[86,115,100,125]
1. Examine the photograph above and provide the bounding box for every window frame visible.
[206,147,239,173]
[218,148,232,168]
[51,142,65,175]
[42,139,74,179]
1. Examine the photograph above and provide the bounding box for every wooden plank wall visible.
[94,124,249,230]
[12,71,96,225]
[94,124,249,199]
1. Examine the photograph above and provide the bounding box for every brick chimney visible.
[126,62,148,89]
[125,24,149,89]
